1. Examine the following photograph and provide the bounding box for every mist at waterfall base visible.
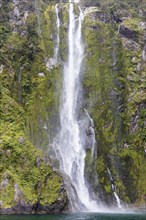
[1,213,146,220]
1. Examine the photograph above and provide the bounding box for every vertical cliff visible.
[82,0,146,207]
[0,0,67,213]
[0,0,146,213]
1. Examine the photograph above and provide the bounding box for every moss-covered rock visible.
[82,1,146,206]
[0,0,68,214]
[0,87,67,214]
[1,0,146,212]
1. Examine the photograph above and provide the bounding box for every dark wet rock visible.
[86,127,94,136]
[0,203,34,214]
[33,198,67,214]
[0,190,67,214]
[111,11,123,23]
[119,25,139,42]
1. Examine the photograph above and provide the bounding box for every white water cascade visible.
[107,168,122,209]
[54,0,101,212]
[54,4,60,61]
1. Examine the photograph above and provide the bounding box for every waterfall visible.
[107,168,122,209]
[113,192,122,209]
[54,4,60,61]
[54,0,101,212]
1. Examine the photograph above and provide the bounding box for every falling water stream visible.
[54,4,60,61]
[54,0,101,212]
[107,168,122,209]
[53,0,124,212]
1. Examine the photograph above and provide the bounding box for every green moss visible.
[0,105,65,208]
[40,174,62,205]
[123,18,143,33]
[1,183,15,208]
[82,5,146,205]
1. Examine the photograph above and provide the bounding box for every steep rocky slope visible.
[0,0,67,214]
[82,0,146,207]
[0,0,146,213]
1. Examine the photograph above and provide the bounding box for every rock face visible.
[119,25,138,41]
[0,0,67,214]
[0,146,67,214]
[82,0,146,207]
[0,118,68,214]
[142,44,146,61]
[0,200,67,214]
[0,186,67,214]
[0,0,146,212]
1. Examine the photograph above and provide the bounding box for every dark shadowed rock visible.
[111,11,123,23]
[0,187,67,214]
[119,25,139,42]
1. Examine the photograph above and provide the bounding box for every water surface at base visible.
[1,212,146,220]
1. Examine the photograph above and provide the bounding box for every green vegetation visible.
[82,0,146,206]
[0,0,146,212]
[0,88,66,209]
[0,0,66,212]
